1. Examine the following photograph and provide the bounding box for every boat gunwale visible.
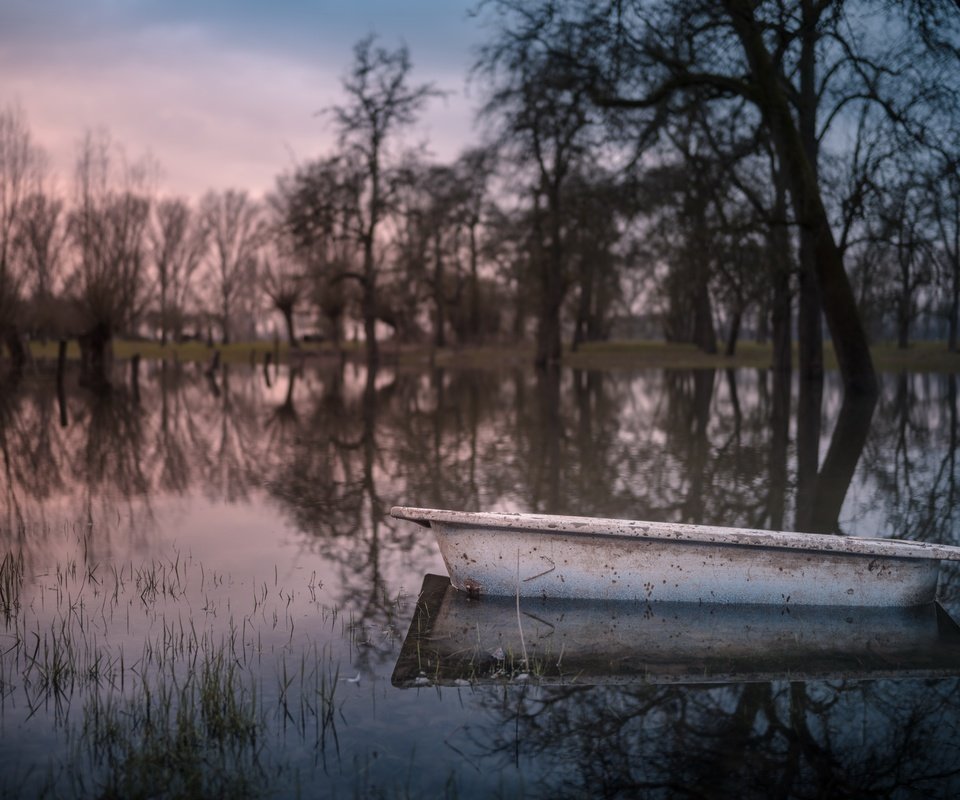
[390,506,960,562]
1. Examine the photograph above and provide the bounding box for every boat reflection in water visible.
[393,575,960,687]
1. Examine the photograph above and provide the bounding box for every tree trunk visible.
[130,353,141,404]
[534,366,563,510]
[794,374,822,531]
[689,179,717,355]
[160,275,169,346]
[78,324,112,390]
[767,366,790,530]
[769,168,793,374]
[571,261,593,353]
[725,0,877,396]
[797,260,823,379]
[57,340,68,428]
[535,288,563,367]
[797,0,823,383]
[897,292,910,349]
[724,306,742,357]
[3,330,26,376]
[809,391,877,532]
[692,278,717,354]
[363,237,379,367]
[280,303,297,348]
[534,192,565,368]
[469,222,480,342]
[949,257,959,352]
[433,233,446,349]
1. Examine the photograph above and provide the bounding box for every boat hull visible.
[434,522,940,606]
[389,508,960,606]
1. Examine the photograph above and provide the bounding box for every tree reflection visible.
[451,677,960,797]
[858,372,960,585]
[1,362,957,604]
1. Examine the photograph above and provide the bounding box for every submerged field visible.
[2,360,960,796]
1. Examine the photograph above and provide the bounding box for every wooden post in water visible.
[205,349,220,376]
[263,352,273,387]
[130,353,141,403]
[56,340,68,427]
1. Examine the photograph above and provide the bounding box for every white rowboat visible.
[390,507,960,606]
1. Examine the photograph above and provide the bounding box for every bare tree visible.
[149,198,208,344]
[564,169,632,351]
[930,157,960,351]
[67,130,152,388]
[261,251,305,348]
[389,159,467,348]
[453,147,497,343]
[867,169,935,348]
[477,27,597,367]
[200,189,266,344]
[479,0,959,394]
[14,190,66,341]
[326,35,440,366]
[274,155,363,348]
[0,103,43,373]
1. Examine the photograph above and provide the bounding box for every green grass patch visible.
[569,339,960,373]
[18,337,960,372]
[24,338,359,365]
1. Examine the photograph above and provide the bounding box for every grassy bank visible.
[16,337,960,373]
[568,340,960,373]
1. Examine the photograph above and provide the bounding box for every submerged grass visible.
[0,538,363,799]
[67,643,266,800]
[0,551,24,622]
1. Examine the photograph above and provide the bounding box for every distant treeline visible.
[1,2,958,392]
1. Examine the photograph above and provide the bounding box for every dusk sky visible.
[0,0,485,198]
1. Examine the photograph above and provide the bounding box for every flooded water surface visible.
[2,361,960,797]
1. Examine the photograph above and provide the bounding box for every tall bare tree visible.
[477,27,596,367]
[274,155,362,348]
[453,147,497,343]
[149,198,208,344]
[0,103,43,373]
[261,249,305,348]
[326,35,440,366]
[14,190,66,340]
[930,156,960,352]
[67,130,152,387]
[200,189,266,344]
[480,0,957,393]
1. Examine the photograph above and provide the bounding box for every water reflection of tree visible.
[455,678,960,797]
[0,375,156,563]
[0,362,269,562]
[263,365,427,668]
[860,373,960,554]
[5,361,957,601]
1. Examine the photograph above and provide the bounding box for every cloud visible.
[0,2,481,198]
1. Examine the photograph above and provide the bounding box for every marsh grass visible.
[67,644,267,800]
[0,536,362,798]
[0,551,24,622]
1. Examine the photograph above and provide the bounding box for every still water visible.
[1,360,959,797]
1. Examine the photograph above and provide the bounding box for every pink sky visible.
[0,1,485,199]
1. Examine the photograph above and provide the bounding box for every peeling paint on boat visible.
[390,507,960,607]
